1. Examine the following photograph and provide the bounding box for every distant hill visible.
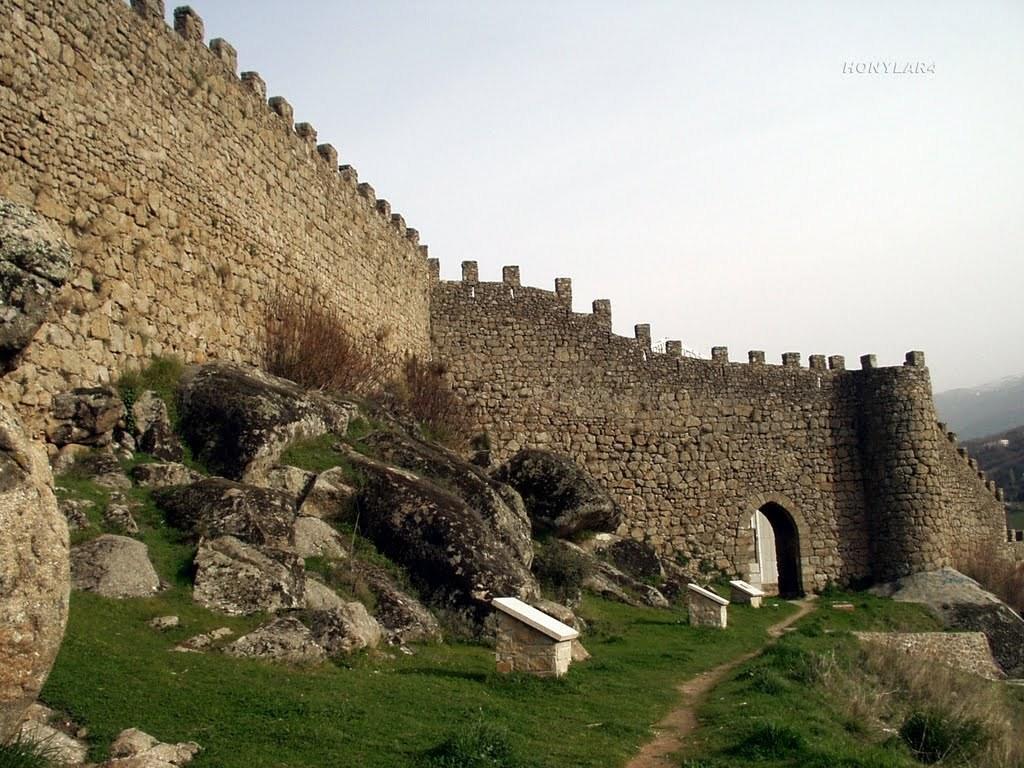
[964,425,1024,507]
[934,374,1024,441]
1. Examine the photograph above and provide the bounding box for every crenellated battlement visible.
[433,265,927,379]
[0,0,434,415]
[432,264,1010,584]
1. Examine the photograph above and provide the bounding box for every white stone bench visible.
[729,579,765,608]
[491,597,579,677]
[686,583,729,628]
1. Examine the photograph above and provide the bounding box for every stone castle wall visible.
[430,263,1010,587]
[0,0,432,425]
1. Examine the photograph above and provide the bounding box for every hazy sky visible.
[183,1,1023,391]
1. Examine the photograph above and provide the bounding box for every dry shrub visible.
[261,291,397,396]
[959,543,1024,614]
[385,354,475,449]
[817,644,1024,767]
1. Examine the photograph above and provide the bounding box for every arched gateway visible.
[740,493,808,598]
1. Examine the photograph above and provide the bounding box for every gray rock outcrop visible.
[132,390,182,461]
[349,451,539,616]
[364,429,534,567]
[102,726,201,767]
[71,535,160,598]
[873,567,1024,677]
[46,386,126,447]
[0,403,69,741]
[177,362,357,481]
[130,461,201,489]
[155,478,296,549]
[493,449,621,537]
[192,535,304,615]
[352,560,442,645]
[291,516,346,560]
[0,199,72,371]
[297,466,355,520]
[307,603,383,656]
[224,616,328,665]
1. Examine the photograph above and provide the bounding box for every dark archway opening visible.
[758,502,804,598]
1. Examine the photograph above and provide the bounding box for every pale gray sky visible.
[184,1,1023,391]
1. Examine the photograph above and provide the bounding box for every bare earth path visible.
[625,598,818,768]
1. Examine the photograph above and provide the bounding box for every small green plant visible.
[730,721,806,760]
[0,733,62,768]
[531,540,593,603]
[415,716,534,768]
[899,709,988,765]
[117,355,186,432]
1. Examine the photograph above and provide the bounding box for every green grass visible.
[0,735,63,768]
[679,593,972,768]
[43,477,800,768]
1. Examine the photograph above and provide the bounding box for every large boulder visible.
[71,535,160,598]
[0,403,69,741]
[192,535,305,616]
[224,616,328,665]
[362,428,533,568]
[46,386,126,447]
[348,450,538,616]
[154,478,296,549]
[306,603,383,656]
[177,362,357,482]
[492,449,621,537]
[873,567,1024,677]
[586,534,664,581]
[0,199,72,372]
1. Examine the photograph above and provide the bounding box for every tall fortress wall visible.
[0,0,432,421]
[0,0,1017,586]
[431,264,1014,586]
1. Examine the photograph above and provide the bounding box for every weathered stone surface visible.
[173,627,233,653]
[148,615,179,631]
[349,451,539,615]
[0,199,71,372]
[18,717,88,765]
[46,387,126,447]
[352,560,442,644]
[177,362,357,481]
[557,539,668,608]
[297,466,355,520]
[258,464,316,505]
[192,535,304,616]
[593,535,663,581]
[363,429,533,567]
[291,516,346,559]
[874,567,1024,677]
[59,497,94,530]
[71,535,160,598]
[304,578,347,612]
[306,603,383,656]
[132,390,182,461]
[103,727,201,767]
[104,499,139,534]
[493,449,621,537]
[51,442,92,475]
[155,477,296,548]
[130,461,201,489]
[224,616,328,665]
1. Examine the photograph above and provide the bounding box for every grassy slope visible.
[44,461,800,768]
[678,593,1002,768]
